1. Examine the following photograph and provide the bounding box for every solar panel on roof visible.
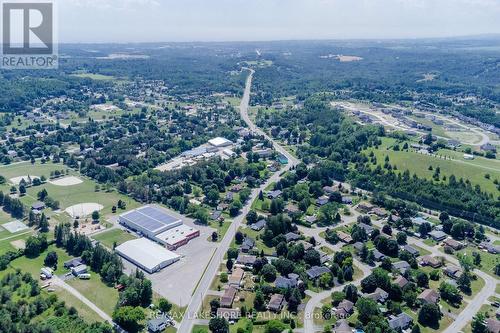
[122,210,165,232]
[137,206,180,225]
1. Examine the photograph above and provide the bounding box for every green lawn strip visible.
[92,228,137,249]
[52,286,104,323]
[66,274,119,316]
[456,248,500,278]
[0,231,33,255]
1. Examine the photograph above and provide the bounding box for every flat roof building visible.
[119,205,183,238]
[208,137,232,147]
[155,224,200,250]
[115,238,180,274]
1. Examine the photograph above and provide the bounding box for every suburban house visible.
[63,257,83,269]
[335,299,354,319]
[316,195,330,206]
[393,261,411,274]
[250,219,266,231]
[285,232,301,242]
[220,286,238,308]
[306,266,331,280]
[394,275,409,288]
[443,238,464,251]
[357,203,374,213]
[479,242,500,254]
[372,249,386,262]
[367,288,389,304]
[235,254,257,269]
[216,308,241,322]
[337,231,353,244]
[388,313,413,331]
[275,275,299,289]
[147,317,171,333]
[429,230,447,242]
[31,201,46,211]
[228,267,245,287]
[240,237,255,253]
[418,289,440,305]
[402,245,420,257]
[443,265,462,279]
[267,294,285,312]
[359,223,375,236]
[420,255,442,268]
[334,320,352,333]
[267,190,282,199]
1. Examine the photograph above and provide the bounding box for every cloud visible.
[65,0,160,10]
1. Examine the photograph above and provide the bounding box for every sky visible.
[57,0,500,43]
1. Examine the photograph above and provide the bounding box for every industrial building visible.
[155,224,200,250]
[115,238,180,274]
[119,205,183,239]
[208,137,232,147]
[118,205,200,252]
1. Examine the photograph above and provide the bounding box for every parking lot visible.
[120,211,218,307]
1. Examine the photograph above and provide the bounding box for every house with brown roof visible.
[220,286,238,308]
[418,289,440,305]
[394,275,409,288]
[367,288,389,304]
[443,265,462,279]
[334,320,352,333]
[357,203,374,213]
[335,299,354,319]
[216,308,241,323]
[420,255,442,268]
[486,318,500,333]
[443,238,464,251]
[228,267,245,287]
[337,231,353,244]
[267,294,285,313]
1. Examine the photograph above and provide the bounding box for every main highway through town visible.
[178,68,299,333]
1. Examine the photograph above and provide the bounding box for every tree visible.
[343,284,358,303]
[457,272,472,293]
[356,297,380,324]
[112,306,145,333]
[382,224,392,236]
[254,290,265,310]
[235,231,244,244]
[226,259,233,271]
[396,232,407,245]
[261,264,277,282]
[92,210,100,221]
[246,210,258,225]
[439,282,462,306]
[416,272,429,288]
[418,303,441,328]
[227,248,238,260]
[39,213,49,232]
[264,320,286,333]
[319,272,333,289]
[209,299,220,316]
[25,236,42,258]
[158,298,172,313]
[44,251,58,268]
[209,317,229,333]
[471,313,488,333]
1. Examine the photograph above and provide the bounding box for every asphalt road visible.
[177,69,299,333]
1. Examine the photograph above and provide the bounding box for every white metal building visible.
[115,238,180,273]
[208,137,232,147]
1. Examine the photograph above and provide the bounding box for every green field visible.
[71,73,116,81]
[365,137,499,194]
[92,228,137,249]
[10,244,73,276]
[67,274,119,316]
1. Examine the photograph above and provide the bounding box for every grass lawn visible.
[405,308,453,333]
[0,231,33,255]
[319,246,334,255]
[364,137,500,194]
[10,244,73,276]
[209,220,231,242]
[52,286,104,323]
[92,229,137,249]
[192,325,209,333]
[71,73,116,81]
[456,248,500,278]
[66,274,119,316]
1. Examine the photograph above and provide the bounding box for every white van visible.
[78,273,91,279]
